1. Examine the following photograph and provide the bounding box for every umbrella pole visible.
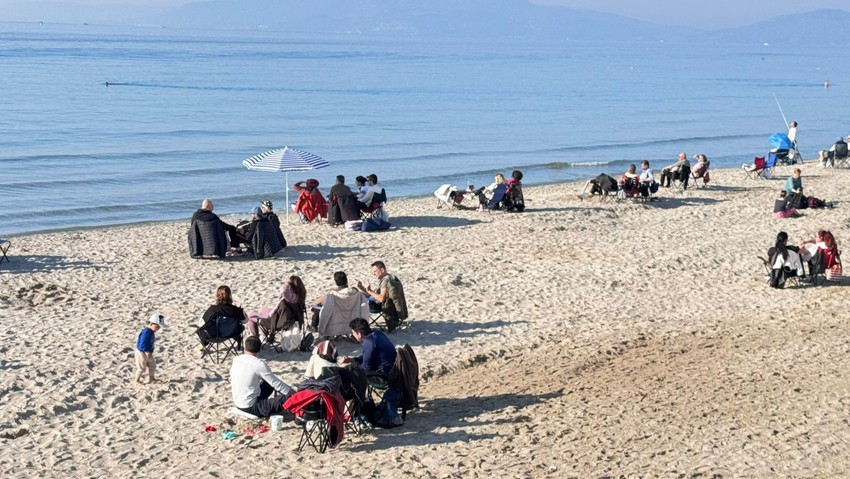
[285,171,289,224]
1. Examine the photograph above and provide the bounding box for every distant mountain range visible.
[3,0,849,46]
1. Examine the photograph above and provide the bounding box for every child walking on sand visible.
[134,313,169,385]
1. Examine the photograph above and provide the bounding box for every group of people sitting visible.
[767,230,842,288]
[188,199,286,259]
[773,168,832,218]
[471,169,525,211]
[578,152,710,200]
[192,264,410,429]
[293,174,388,225]
[228,317,401,430]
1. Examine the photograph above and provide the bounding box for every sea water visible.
[1,22,848,235]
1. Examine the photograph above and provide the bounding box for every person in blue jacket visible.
[341,317,396,376]
[134,313,169,385]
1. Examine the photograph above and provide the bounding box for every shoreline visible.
[3,163,850,477]
[1,161,817,239]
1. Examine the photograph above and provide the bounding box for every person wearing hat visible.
[259,200,287,249]
[233,206,264,248]
[134,313,169,385]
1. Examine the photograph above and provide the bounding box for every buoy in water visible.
[824,80,830,88]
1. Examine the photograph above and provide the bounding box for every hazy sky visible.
[532,0,850,27]
[1,0,848,28]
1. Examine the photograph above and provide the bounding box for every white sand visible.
[2,163,849,477]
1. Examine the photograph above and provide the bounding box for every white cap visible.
[148,313,169,329]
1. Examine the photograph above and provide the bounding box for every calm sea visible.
[2,22,849,235]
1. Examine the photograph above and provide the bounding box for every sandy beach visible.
[2,163,850,478]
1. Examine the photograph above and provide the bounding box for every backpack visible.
[361,216,391,232]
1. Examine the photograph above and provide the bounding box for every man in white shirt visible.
[230,336,294,418]
[638,160,654,198]
[358,174,385,209]
[787,121,798,147]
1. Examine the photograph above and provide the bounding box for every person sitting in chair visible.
[340,318,396,376]
[354,176,369,203]
[230,336,295,418]
[659,152,690,187]
[692,154,709,176]
[191,199,240,248]
[309,271,364,332]
[247,275,307,339]
[328,175,353,202]
[304,340,339,380]
[818,136,848,168]
[258,200,287,249]
[199,285,247,345]
[473,172,506,211]
[357,174,385,211]
[356,260,408,332]
[638,160,656,198]
[618,164,640,197]
[293,179,328,222]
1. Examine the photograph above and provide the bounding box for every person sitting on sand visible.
[191,199,240,248]
[230,336,295,418]
[134,313,169,385]
[659,152,690,188]
[198,285,246,346]
[473,172,506,211]
[773,190,799,219]
[784,169,831,210]
[579,173,618,198]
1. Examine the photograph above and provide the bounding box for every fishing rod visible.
[773,93,789,129]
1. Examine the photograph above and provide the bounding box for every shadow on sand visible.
[391,216,483,229]
[347,391,562,451]
[0,255,104,274]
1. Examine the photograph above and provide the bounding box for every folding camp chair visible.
[759,254,806,288]
[671,165,691,192]
[809,249,843,286]
[360,190,387,220]
[481,183,508,211]
[833,142,849,168]
[764,153,779,178]
[196,316,244,364]
[743,157,765,179]
[257,301,307,353]
[690,163,711,188]
[0,239,10,265]
[295,396,331,453]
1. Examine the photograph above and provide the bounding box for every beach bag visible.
[344,220,363,232]
[808,197,824,208]
[373,388,403,428]
[279,322,303,352]
[361,216,391,232]
[826,265,843,283]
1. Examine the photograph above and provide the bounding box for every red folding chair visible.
[743,156,765,179]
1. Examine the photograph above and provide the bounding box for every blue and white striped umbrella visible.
[242,147,330,222]
[242,147,329,172]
